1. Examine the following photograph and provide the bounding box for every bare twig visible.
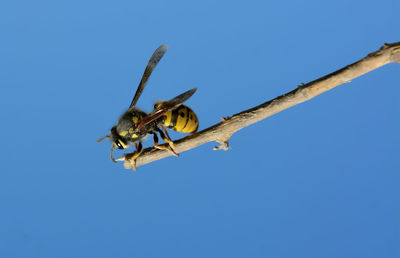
[118,42,400,169]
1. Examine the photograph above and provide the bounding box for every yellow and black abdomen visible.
[162,105,199,133]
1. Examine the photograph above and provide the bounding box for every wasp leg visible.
[152,132,178,156]
[160,125,175,149]
[126,141,143,171]
[154,129,179,157]
[110,144,117,163]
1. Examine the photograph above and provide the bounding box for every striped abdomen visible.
[162,105,199,133]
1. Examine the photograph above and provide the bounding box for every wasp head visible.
[110,126,128,149]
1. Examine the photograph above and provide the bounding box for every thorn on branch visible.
[213,139,230,151]
[297,82,306,88]
[381,43,391,50]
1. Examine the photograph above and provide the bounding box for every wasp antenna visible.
[97,135,110,143]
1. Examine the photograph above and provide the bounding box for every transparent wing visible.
[134,88,197,131]
[129,44,168,109]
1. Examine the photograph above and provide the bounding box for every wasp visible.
[97,44,199,170]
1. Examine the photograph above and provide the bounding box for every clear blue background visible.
[0,0,399,257]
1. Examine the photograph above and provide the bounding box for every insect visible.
[97,44,199,170]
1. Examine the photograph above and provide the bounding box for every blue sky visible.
[0,0,399,257]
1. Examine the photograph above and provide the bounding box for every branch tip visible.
[123,160,133,170]
[116,156,125,162]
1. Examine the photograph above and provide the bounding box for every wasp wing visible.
[134,88,197,131]
[129,44,168,109]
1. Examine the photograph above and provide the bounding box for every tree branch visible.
[118,42,400,169]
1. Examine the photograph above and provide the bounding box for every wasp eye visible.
[115,141,124,149]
